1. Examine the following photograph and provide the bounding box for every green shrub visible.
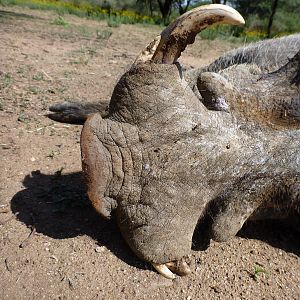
[107,17,120,28]
[0,0,159,25]
[51,15,68,26]
[96,28,112,39]
[1,0,298,40]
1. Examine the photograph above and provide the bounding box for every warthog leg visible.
[211,176,300,241]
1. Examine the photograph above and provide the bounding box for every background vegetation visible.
[0,0,299,40]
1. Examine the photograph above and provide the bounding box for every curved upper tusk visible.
[152,4,245,64]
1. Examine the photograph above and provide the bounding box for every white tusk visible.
[166,260,191,276]
[152,263,176,279]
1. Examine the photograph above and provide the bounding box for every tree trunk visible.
[157,0,173,23]
[212,0,227,3]
[149,0,153,17]
[267,0,279,38]
[176,0,192,15]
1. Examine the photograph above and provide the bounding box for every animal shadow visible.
[238,219,300,256]
[11,170,149,271]
[12,170,299,269]
[192,215,300,256]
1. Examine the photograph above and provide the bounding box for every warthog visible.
[48,4,300,279]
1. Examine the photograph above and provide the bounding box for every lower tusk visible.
[152,263,176,279]
[133,35,161,66]
[166,260,191,276]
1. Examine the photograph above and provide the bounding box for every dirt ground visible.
[0,5,299,300]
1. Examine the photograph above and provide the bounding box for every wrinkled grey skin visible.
[77,34,300,265]
[185,34,300,103]
[49,34,300,123]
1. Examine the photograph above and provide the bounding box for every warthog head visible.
[79,4,300,278]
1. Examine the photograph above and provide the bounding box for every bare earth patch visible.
[0,6,299,300]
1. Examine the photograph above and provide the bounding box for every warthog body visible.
[49,5,300,278]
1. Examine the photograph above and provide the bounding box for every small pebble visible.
[95,246,105,253]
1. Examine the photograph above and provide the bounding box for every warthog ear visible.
[48,101,109,124]
[151,4,244,64]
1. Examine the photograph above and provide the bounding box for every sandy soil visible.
[0,5,299,300]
